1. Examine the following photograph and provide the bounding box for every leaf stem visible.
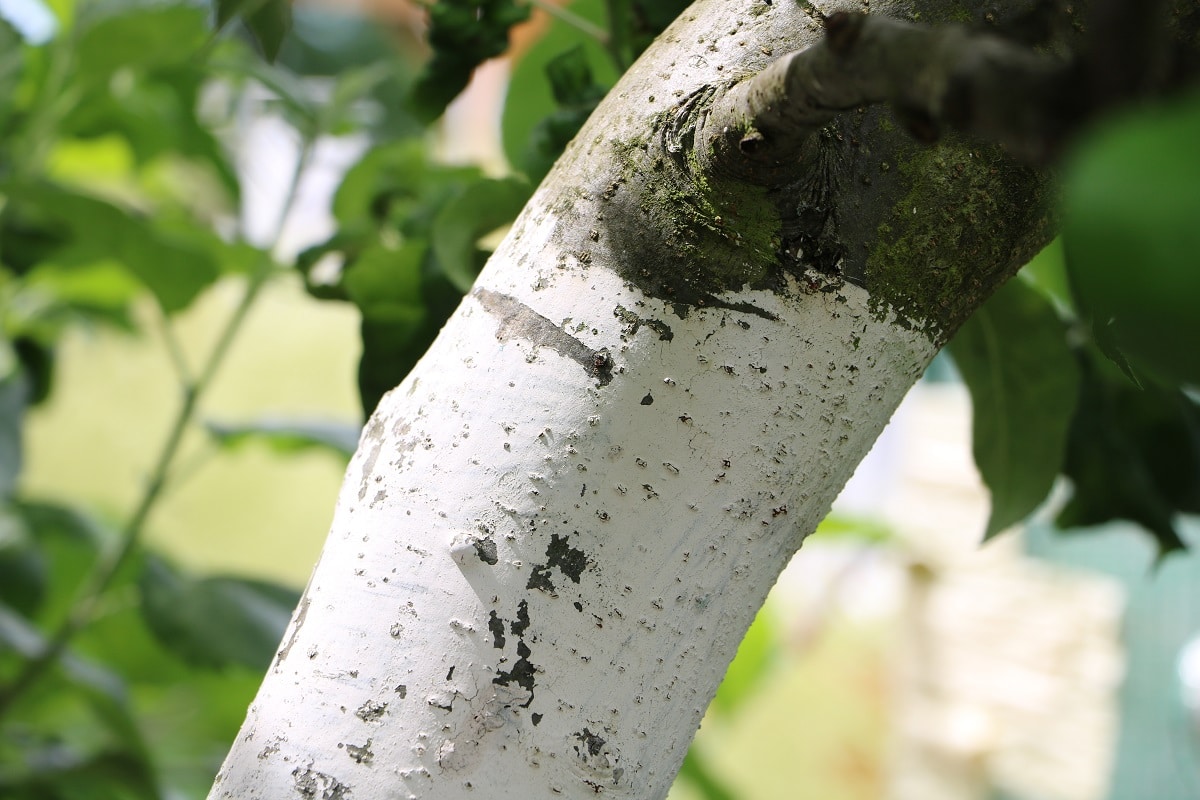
[527,0,609,45]
[603,0,634,70]
[0,136,315,720]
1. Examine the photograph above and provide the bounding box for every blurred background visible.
[2,1,1199,798]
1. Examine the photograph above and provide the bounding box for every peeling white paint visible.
[209,2,953,798]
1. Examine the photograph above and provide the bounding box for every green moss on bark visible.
[865,141,1052,342]
[598,133,783,316]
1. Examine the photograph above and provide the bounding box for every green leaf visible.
[20,261,142,334]
[358,309,433,418]
[12,337,53,406]
[628,0,690,56]
[1057,352,1200,557]
[811,513,894,545]
[319,142,520,413]
[677,749,737,800]
[709,605,777,717]
[242,0,292,62]
[60,66,241,198]
[408,0,532,123]
[319,61,396,136]
[0,748,160,800]
[331,139,480,229]
[0,625,159,800]
[502,0,617,174]
[0,604,131,707]
[432,176,529,292]
[138,554,299,671]
[342,243,425,316]
[210,42,319,134]
[1018,238,1073,316]
[1063,89,1200,387]
[205,417,360,459]
[6,500,106,628]
[0,505,45,616]
[0,371,27,499]
[0,15,25,131]
[73,2,209,83]
[517,46,610,181]
[215,0,269,29]
[948,278,1080,539]
[6,182,221,313]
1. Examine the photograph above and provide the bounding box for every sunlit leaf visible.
[678,749,736,800]
[709,605,777,717]
[205,417,360,459]
[59,69,241,198]
[811,513,894,545]
[20,261,142,334]
[948,278,1080,538]
[1018,238,1073,316]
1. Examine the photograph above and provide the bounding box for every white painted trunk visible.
[211,1,1043,797]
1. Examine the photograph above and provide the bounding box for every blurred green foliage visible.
[0,2,705,797]
[949,91,1200,556]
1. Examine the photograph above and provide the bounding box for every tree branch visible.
[697,11,1077,184]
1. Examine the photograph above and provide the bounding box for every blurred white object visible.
[880,385,1126,800]
[1178,632,1200,726]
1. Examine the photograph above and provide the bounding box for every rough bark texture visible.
[210,1,1060,798]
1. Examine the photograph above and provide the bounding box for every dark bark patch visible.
[614,304,675,341]
[473,288,614,386]
[528,533,590,592]
[344,740,373,765]
[472,536,499,565]
[354,700,387,722]
[573,728,607,757]
[593,100,784,320]
[527,564,556,593]
[488,611,506,649]
[511,599,531,637]
[291,766,349,799]
[493,646,537,707]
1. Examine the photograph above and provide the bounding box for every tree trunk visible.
[209,1,1055,797]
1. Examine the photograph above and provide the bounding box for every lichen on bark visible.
[863,137,1054,341]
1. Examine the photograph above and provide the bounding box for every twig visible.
[527,0,609,46]
[697,11,1076,185]
[0,137,316,721]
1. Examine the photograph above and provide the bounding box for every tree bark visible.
[209,1,1060,797]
